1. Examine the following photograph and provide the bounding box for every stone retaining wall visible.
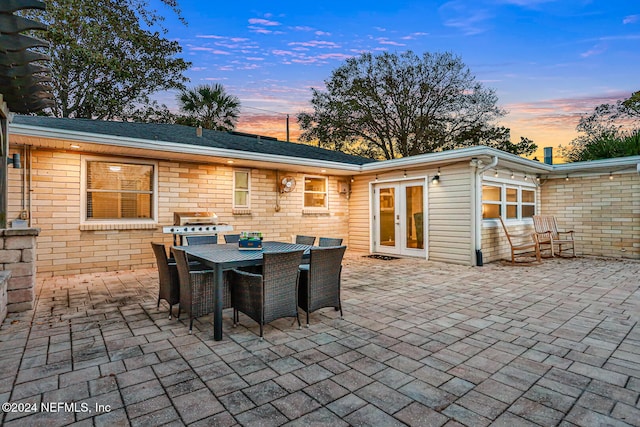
[0,270,10,324]
[0,228,39,317]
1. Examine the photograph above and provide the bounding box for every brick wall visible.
[539,172,639,259]
[8,149,350,276]
[0,228,39,314]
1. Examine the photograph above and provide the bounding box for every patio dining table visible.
[173,241,314,340]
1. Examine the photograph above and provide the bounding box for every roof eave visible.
[361,146,553,173]
[9,122,362,173]
[550,156,640,174]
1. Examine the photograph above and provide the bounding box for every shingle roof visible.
[12,115,377,165]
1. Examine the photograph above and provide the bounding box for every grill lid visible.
[173,212,218,226]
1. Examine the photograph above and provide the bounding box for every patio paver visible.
[1,254,639,426]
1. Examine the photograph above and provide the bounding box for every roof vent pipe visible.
[196,125,202,137]
[544,147,553,165]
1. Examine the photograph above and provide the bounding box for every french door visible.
[373,180,426,257]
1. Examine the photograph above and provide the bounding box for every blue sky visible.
[155,0,639,159]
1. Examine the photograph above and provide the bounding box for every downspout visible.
[472,156,498,266]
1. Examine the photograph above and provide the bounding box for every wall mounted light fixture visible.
[7,153,21,169]
[431,167,441,184]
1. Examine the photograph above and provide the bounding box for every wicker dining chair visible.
[186,235,218,245]
[151,242,180,319]
[223,234,241,244]
[172,247,231,334]
[318,237,343,247]
[295,235,316,245]
[230,250,305,338]
[298,246,347,326]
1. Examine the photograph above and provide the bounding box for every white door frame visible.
[370,177,428,258]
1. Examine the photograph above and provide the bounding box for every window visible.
[482,185,501,219]
[303,176,328,209]
[482,182,536,220]
[82,157,156,222]
[233,169,250,209]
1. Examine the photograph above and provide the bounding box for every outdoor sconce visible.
[7,153,21,169]
[609,172,614,180]
[565,174,569,181]
[431,168,440,184]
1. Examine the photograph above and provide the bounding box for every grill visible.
[163,212,233,244]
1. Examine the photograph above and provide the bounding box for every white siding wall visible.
[428,163,473,265]
[348,162,474,265]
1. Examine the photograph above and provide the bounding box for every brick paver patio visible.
[1,254,639,426]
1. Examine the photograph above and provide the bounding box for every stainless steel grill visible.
[173,212,218,226]
[163,212,233,244]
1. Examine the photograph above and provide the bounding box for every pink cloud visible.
[580,44,607,58]
[401,32,429,40]
[317,53,353,60]
[248,26,273,34]
[272,50,296,56]
[188,46,231,55]
[377,37,406,46]
[288,40,341,48]
[248,18,281,26]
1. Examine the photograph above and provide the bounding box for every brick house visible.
[4,115,639,277]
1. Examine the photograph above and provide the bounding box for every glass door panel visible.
[405,185,424,250]
[379,187,396,247]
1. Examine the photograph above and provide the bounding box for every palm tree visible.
[177,84,241,131]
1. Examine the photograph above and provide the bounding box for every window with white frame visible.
[233,169,251,209]
[303,176,328,209]
[482,182,536,220]
[82,157,157,222]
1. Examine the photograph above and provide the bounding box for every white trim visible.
[10,123,362,173]
[302,175,329,211]
[481,179,537,222]
[80,155,158,226]
[11,123,640,177]
[370,178,428,259]
[232,168,251,210]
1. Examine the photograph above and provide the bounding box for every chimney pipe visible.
[543,147,553,165]
[196,125,203,137]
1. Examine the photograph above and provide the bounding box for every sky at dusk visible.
[154,0,639,161]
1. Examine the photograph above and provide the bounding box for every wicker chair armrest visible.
[230,269,263,323]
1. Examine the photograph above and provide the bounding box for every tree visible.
[177,84,241,131]
[297,51,534,160]
[561,90,640,161]
[28,0,190,120]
